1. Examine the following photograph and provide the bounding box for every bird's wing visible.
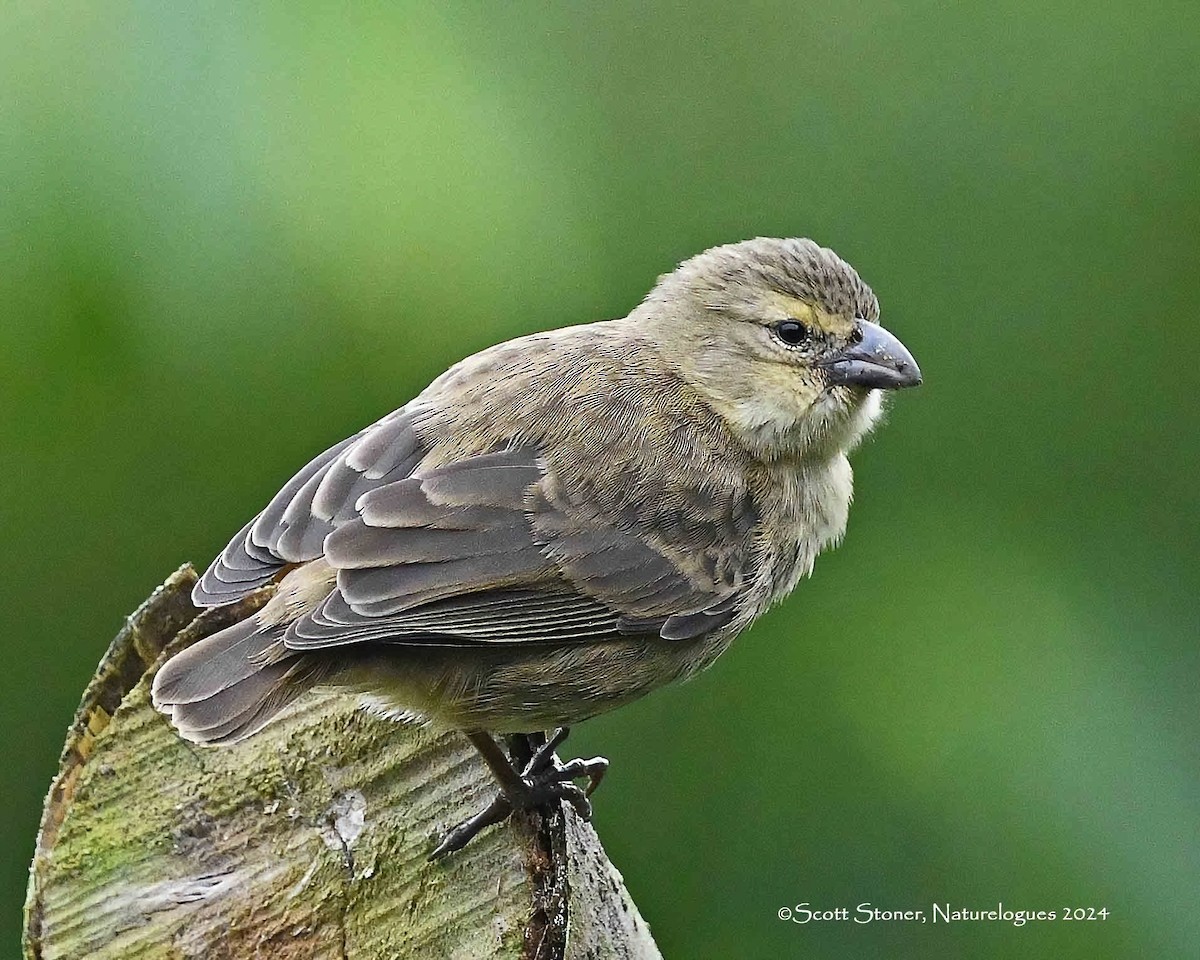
[281,446,757,650]
[193,408,426,605]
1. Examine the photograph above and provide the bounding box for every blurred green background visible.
[3,2,1198,957]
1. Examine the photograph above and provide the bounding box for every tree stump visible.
[24,566,661,960]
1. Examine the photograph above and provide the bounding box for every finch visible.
[152,236,921,856]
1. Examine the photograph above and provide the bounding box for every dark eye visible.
[773,320,809,346]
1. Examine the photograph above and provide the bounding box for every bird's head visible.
[635,236,921,461]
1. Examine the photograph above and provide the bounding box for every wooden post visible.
[24,566,661,960]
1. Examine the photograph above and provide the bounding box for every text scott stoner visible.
[780,903,1109,926]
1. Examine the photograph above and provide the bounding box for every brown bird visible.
[152,237,921,857]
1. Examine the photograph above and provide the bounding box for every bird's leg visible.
[429,727,610,860]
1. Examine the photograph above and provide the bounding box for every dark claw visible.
[428,793,512,860]
[429,727,611,860]
[554,756,609,797]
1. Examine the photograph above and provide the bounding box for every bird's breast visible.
[746,454,854,613]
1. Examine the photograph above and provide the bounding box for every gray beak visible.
[821,319,922,390]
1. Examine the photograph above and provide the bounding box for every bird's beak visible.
[821,319,922,390]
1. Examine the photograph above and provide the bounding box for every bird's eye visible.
[773,320,809,346]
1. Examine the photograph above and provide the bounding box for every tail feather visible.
[152,616,325,745]
[152,617,279,705]
[163,659,293,734]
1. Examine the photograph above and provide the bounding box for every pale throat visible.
[711,374,884,464]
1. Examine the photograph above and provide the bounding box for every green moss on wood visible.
[25,569,660,960]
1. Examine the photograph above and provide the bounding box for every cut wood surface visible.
[24,566,661,960]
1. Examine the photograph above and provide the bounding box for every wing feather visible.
[193,409,427,607]
[285,588,621,649]
[199,421,755,647]
[280,447,752,650]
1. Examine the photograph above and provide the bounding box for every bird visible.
[151,236,921,857]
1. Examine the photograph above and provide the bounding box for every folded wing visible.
[283,446,752,650]
[195,412,755,649]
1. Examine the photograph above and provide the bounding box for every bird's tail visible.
[151,615,324,744]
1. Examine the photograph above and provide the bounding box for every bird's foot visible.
[429,727,608,860]
[515,726,609,815]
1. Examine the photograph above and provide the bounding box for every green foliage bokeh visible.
[3,3,1198,957]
